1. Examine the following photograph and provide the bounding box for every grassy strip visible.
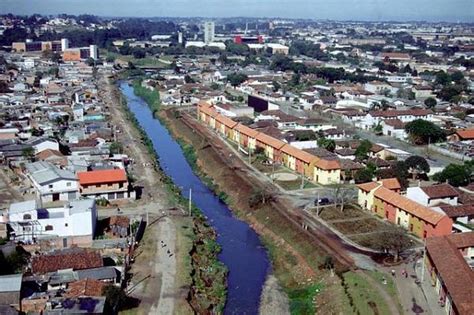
[342,271,392,315]
[125,81,227,313]
[131,79,161,116]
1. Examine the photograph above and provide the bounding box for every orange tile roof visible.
[455,128,474,140]
[380,178,401,190]
[198,103,218,118]
[215,114,238,129]
[315,158,341,170]
[281,144,318,164]
[235,124,260,138]
[357,182,380,192]
[256,132,286,149]
[77,169,127,185]
[374,186,445,225]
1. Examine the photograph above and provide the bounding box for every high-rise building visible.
[61,38,69,52]
[204,21,215,44]
[178,31,183,44]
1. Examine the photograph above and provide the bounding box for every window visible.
[45,225,53,231]
[65,223,68,227]
[23,214,32,220]
[48,184,53,189]
[410,224,414,232]
[108,183,113,187]
[66,182,71,187]
[96,184,100,188]
[119,183,124,188]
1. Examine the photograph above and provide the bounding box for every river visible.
[120,82,271,314]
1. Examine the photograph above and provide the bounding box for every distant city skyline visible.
[2,0,473,22]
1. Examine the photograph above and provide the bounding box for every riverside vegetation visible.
[120,78,228,313]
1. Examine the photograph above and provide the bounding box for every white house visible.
[357,109,433,130]
[25,161,78,203]
[406,184,459,207]
[381,119,407,140]
[7,199,97,245]
[25,137,60,154]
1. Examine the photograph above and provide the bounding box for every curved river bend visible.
[120,82,270,314]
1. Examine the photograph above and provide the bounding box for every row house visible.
[425,233,474,315]
[358,182,453,239]
[197,102,342,185]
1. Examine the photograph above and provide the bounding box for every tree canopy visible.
[227,72,248,87]
[355,139,372,160]
[404,119,446,145]
[424,97,437,109]
[405,155,430,179]
[433,163,471,187]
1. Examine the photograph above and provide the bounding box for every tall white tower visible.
[204,21,215,44]
[178,31,183,44]
[61,38,69,52]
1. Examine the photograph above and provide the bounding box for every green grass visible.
[287,283,323,315]
[367,270,403,313]
[342,271,391,315]
[132,80,161,115]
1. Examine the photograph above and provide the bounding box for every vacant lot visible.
[333,218,389,235]
[319,206,367,221]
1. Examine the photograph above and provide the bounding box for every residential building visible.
[8,199,97,245]
[77,168,134,200]
[31,247,103,274]
[406,184,460,207]
[425,233,474,315]
[25,161,78,202]
[0,274,22,310]
[357,182,453,238]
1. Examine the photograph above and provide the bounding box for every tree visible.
[22,147,35,161]
[404,119,446,145]
[424,97,437,109]
[132,48,146,59]
[227,72,248,88]
[85,58,95,67]
[376,161,409,189]
[355,139,372,160]
[373,226,412,262]
[354,167,374,184]
[435,71,450,86]
[184,75,195,84]
[48,66,59,78]
[405,155,430,179]
[249,188,275,208]
[109,142,124,155]
[330,184,353,212]
[317,137,336,152]
[433,164,471,187]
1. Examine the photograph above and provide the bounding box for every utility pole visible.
[188,188,192,216]
[248,147,252,164]
[300,171,305,189]
[316,191,320,216]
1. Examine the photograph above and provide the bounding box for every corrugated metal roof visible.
[0,274,22,292]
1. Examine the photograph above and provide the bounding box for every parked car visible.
[314,197,331,206]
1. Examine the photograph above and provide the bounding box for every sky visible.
[1,0,473,22]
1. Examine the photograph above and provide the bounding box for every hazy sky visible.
[1,0,473,22]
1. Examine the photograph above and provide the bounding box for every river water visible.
[120,82,270,314]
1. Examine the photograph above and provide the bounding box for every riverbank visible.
[124,81,228,313]
[159,108,351,314]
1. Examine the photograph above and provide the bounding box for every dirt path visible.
[98,75,159,198]
[149,217,177,315]
[259,275,290,315]
[357,270,401,315]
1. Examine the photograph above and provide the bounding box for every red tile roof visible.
[455,128,474,140]
[380,178,401,190]
[77,169,127,185]
[235,124,260,138]
[315,158,340,170]
[65,279,106,298]
[426,233,474,315]
[32,248,103,274]
[439,204,474,218]
[420,184,460,199]
[256,132,286,149]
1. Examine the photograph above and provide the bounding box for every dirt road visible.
[149,217,177,315]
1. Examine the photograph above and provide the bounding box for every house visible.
[25,137,60,154]
[8,199,97,245]
[357,179,401,211]
[358,109,433,130]
[255,132,286,162]
[31,248,103,274]
[0,274,22,310]
[25,161,78,202]
[107,216,130,238]
[358,182,453,238]
[406,184,459,207]
[314,159,341,185]
[77,168,135,201]
[448,128,474,142]
[425,233,474,315]
[234,124,259,152]
[35,149,67,167]
[64,279,106,298]
[381,119,407,140]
